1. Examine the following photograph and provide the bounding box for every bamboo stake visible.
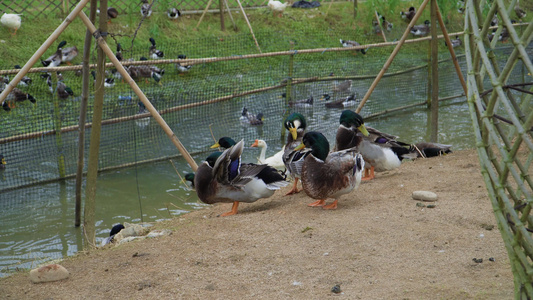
[196,0,214,30]
[0,0,91,104]
[84,0,109,249]
[76,0,97,227]
[219,0,225,31]
[429,0,439,142]
[224,0,237,31]
[77,11,199,172]
[374,11,387,43]
[355,0,430,114]
[234,0,262,53]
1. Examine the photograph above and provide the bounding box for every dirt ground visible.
[0,149,515,299]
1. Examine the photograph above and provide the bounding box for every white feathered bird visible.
[1,13,21,36]
[268,0,288,17]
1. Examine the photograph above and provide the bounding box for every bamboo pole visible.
[219,0,225,31]
[224,0,237,31]
[196,0,214,30]
[84,0,108,249]
[0,0,91,104]
[77,11,199,173]
[76,0,97,227]
[374,11,387,43]
[234,0,262,53]
[429,0,439,142]
[355,0,430,114]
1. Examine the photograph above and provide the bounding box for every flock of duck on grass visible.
[185,110,452,217]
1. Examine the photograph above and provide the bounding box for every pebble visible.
[412,191,438,202]
[29,264,69,283]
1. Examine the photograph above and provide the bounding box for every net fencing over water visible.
[0,29,531,193]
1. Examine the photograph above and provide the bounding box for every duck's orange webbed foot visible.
[220,201,239,217]
[362,166,375,181]
[308,199,326,207]
[285,178,300,195]
[322,200,338,210]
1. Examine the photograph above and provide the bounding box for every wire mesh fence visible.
[0,29,531,194]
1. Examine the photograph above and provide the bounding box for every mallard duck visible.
[128,65,165,84]
[333,80,352,94]
[334,110,370,151]
[0,154,5,169]
[291,131,365,210]
[515,0,526,19]
[445,36,462,48]
[107,7,119,21]
[168,8,181,19]
[499,26,511,43]
[372,19,382,34]
[115,43,123,61]
[268,0,288,17]
[57,81,74,99]
[101,223,124,246]
[339,39,367,54]
[381,16,393,31]
[410,20,430,36]
[1,13,21,36]
[90,70,115,88]
[135,101,150,128]
[251,139,286,170]
[210,137,237,150]
[323,93,357,108]
[410,142,452,158]
[400,7,416,22]
[490,13,498,27]
[12,65,32,87]
[282,93,314,107]
[141,0,152,17]
[184,173,196,189]
[282,112,307,195]
[61,46,78,65]
[42,41,67,67]
[457,0,465,14]
[240,107,264,125]
[1,87,36,111]
[176,55,192,73]
[194,140,289,216]
[149,37,164,59]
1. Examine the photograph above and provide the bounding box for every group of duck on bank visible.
[185,110,452,217]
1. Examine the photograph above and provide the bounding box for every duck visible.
[400,7,416,23]
[268,0,288,17]
[445,35,462,48]
[410,20,430,36]
[372,19,382,34]
[61,45,79,65]
[0,154,5,169]
[457,0,465,14]
[282,112,307,195]
[490,12,498,27]
[282,93,314,107]
[336,111,417,180]
[410,142,452,158]
[210,136,238,150]
[176,54,192,73]
[91,70,115,88]
[250,139,286,170]
[1,87,36,111]
[107,7,119,22]
[323,93,357,108]
[41,41,67,67]
[149,37,164,59]
[115,43,123,61]
[168,8,181,19]
[101,223,125,246]
[12,65,32,87]
[141,0,152,17]
[56,81,74,99]
[240,107,264,125]
[333,80,352,94]
[515,0,526,20]
[184,173,196,189]
[291,131,365,210]
[1,13,21,36]
[339,39,367,54]
[194,140,289,216]
[135,101,150,128]
[381,15,393,31]
[128,64,165,84]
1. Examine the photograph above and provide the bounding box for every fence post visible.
[429,0,439,142]
[52,72,66,179]
[219,0,225,31]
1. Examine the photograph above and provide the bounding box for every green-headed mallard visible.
[282,112,307,195]
[292,131,365,210]
[282,93,314,107]
[42,41,67,67]
[184,173,195,189]
[13,65,32,87]
[149,37,164,59]
[410,20,430,36]
[210,137,237,150]
[250,139,285,170]
[240,107,264,125]
[194,140,288,216]
[61,45,78,65]
[339,39,367,54]
[334,110,369,151]
[1,87,36,111]
[400,7,416,22]
[91,70,115,88]
[168,8,181,19]
[135,102,150,128]
[128,64,164,84]
[141,0,152,17]
[57,81,74,99]
[176,55,192,73]
[323,93,357,108]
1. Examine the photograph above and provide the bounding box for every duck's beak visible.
[358,124,369,136]
[293,142,305,151]
[251,140,259,147]
[289,127,298,140]
[1,158,5,165]
[210,142,221,149]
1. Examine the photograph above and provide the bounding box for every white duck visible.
[250,139,286,170]
[1,13,21,36]
[268,0,288,17]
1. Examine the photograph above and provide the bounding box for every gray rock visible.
[412,191,438,202]
[29,264,69,283]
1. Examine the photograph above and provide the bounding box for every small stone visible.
[331,284,342,294]
[412,191,438,202]
[489,257,495,262]
[416,202,426,208]
[30,264,69,283]
[472,258,483,263]
[426,204,436,208]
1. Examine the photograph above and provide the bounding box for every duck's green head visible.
[321,94,331,101]
[65,86,74,96]
[185,173,195,182]
[57,41,67,50]
[210,137,236,149]
[205,151,222,167]
[0,154,6,168]
[284,113,307,140]
[339,110,369,136]
[295,131,330,161]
